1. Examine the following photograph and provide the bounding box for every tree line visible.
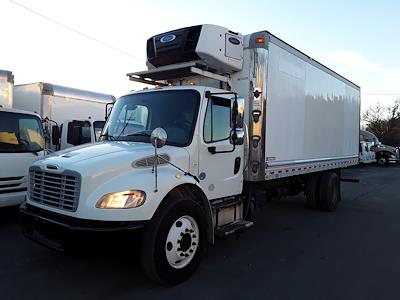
[363,99,400,147]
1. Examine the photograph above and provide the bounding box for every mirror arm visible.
[157,154,200,183]
[153,138,158,192]
[42,117,58,127]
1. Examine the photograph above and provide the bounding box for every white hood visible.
[33,141,190,176]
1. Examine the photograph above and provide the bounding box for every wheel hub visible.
[377,157,386,165]
[165,215,199,269]
[179,233,192,252]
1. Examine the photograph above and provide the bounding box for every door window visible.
[203,97,231,143]
[67,121,91,145]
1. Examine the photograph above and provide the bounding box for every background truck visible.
[13,82,115,150]
[0,70,46,207]
[360,130,399,165]
[20,25,360,284]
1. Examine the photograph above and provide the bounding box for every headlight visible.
[96,190,146,209]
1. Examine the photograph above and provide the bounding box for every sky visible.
[1,0,399,113]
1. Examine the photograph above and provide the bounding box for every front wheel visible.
[377,156,388,166]
[140,198,206,285]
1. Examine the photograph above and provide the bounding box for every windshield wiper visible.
[126,131,152,137]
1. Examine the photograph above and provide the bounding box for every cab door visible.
[197,95,244,200]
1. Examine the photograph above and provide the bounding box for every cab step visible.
[216,220,254,238]
[211,197,243,211]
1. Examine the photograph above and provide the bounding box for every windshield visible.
[0,111,45,153]
[102,90,200,147]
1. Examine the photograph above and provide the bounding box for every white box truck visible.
[0,70,46,207]
[13,83,115,150]
[0,69,13,108]
[20,25,360,284]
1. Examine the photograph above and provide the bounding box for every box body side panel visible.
[265,42,360,168]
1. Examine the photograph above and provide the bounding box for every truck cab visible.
[360,130,399,165]
[0,108,45,206]
[21,25,248,284]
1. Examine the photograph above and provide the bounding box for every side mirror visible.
[151,127,167,149]
[51,125,60,146]
[71,125,83,146]
[231,96,245,129]
[230,129,244,145]
[105,102,114,121]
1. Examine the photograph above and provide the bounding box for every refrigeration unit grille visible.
[29,167,81,212]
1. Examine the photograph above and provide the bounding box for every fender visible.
[376,151,395,158]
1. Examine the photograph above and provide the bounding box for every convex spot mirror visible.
[231,97,244,129]
[230,129,244,145]
[151,127,167,148]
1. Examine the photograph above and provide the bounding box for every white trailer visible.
[0,70,14,108]
[0,69,46,207]
[21,25,360,284]
[13,82,115,150]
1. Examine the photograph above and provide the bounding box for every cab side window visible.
[203,97,231,143]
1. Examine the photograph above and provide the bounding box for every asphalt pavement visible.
[1,164,399,300]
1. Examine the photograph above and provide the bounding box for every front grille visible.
[29,166,81,212]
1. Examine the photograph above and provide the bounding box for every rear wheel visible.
[141,198,206,285]
[318,172,341,211]
[305,174,320,209]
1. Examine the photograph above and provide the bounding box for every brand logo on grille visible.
[160,34,176,43]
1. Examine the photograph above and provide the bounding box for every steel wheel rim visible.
[165,215,199,269]
[377,158,386,165]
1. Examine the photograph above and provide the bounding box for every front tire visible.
[141,198,206,285]
[377,156,388,166]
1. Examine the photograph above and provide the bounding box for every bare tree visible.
[363,98,400,146]
[363,102,388,141]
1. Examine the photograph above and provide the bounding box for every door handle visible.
[208,146,217,154]
[208,145,235,155]
[234,157,241,174]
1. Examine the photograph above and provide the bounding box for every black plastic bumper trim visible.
[20,203,145,232]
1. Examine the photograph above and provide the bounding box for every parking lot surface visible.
[1,164,399,300]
